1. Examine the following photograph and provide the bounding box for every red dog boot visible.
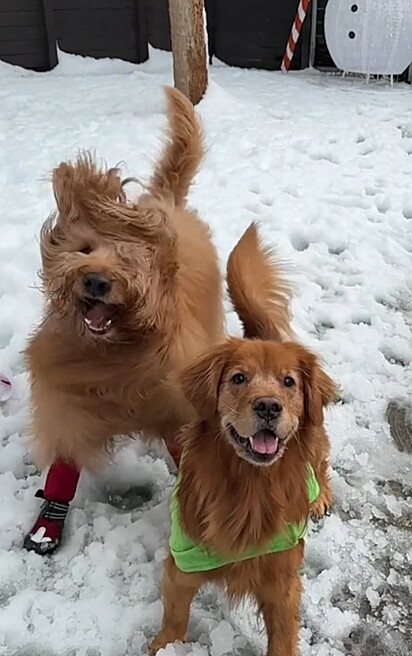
[24,460,80,555]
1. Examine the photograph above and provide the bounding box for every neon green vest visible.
[170,463,319,573]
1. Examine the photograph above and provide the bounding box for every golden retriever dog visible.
[150,224,337,656]
[23,87,224,554]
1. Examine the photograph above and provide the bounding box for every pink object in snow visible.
[0,370,14,402]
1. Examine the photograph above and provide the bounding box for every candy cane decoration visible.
[281,0,312,72]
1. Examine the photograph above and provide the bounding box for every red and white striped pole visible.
[281,0,312,73]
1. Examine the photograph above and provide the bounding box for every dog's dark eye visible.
[79,246,92,255]
[284,376,295,387]
[232,373,246,385]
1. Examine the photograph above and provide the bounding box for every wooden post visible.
[168,0,208,105]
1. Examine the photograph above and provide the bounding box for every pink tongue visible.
[250,430,279,455]
[85,303,109,329]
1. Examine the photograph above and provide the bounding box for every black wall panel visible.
[52,0,148,64]
[312,0,335,70]
[0,0,57,71]
[209,0,310,71]
[144,0,171,51]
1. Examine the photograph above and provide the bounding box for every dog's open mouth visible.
[83,299,113,335]
[228,425,285,465]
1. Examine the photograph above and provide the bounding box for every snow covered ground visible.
[0,48,411,656]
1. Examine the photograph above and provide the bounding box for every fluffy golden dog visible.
[24,87,225,555]
[150,224,337,656]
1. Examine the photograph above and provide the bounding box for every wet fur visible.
[150,224,337,656]
[26,87,224,470]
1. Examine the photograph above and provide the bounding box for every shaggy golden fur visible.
[26,87,224,470]
[150,224,337,656]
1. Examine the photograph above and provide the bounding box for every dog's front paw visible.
[148,632,181,656]
[310,491,332,521]
[148,636,163,656]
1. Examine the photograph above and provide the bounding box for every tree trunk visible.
[168,0,208,105]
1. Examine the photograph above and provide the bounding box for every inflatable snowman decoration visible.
[324,0,412,75]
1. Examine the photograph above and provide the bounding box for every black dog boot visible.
[24,490,70,555]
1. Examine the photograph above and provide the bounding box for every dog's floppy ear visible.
[52,154,124,219]
[180,341,236,419]
[294,345,338,427]
[52,162,77,218]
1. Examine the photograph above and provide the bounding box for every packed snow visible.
[0,48,411,656]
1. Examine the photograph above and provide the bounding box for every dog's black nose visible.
[253,397,283,421]
[83,273,111,298]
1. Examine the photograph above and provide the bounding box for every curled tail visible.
[148,87,205,207]
[227,223,295,342]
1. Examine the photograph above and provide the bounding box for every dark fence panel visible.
[312,0,336,70]
[0,0,147,71]
[144,0,171,51]
[52,0,148,63]
[209,0,310,71]
[0,0,57,71]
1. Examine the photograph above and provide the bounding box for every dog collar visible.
[169,461,320,573]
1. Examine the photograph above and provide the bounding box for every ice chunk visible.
[365,586,380,610]
[156,643,186,656]
[210,620,235,656]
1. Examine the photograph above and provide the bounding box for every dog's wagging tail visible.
[148,87,205,207]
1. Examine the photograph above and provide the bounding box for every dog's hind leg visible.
[23,460,80,555]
